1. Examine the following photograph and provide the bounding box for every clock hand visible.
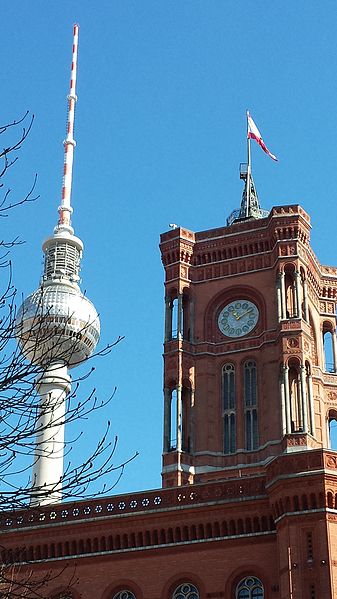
[237,308,253,320]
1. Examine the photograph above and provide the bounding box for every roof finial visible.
[55,23,79,235]
[238,110,261,220]
[227,111,271,226]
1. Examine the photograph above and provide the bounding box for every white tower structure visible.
[16,25,100,506]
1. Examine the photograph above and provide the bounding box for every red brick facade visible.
[3,204,337,598]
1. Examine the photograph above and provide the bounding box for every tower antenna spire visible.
[57,23,79,234]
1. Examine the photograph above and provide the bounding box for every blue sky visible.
[2,1,337,495]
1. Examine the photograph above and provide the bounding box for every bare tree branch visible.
[0,115,133,598]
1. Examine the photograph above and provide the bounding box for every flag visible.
[247,111,278,161]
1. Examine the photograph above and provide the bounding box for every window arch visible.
[288,362,301,432]
[170,387,178,450]
[112,592,136,599]
[323,322,336,373]
[244,360,258,450]
[223,363,236,454]
[172,583,200,599]
[168,384,191,452]
[285,269,297,318]
[165,289,193,342]
[236,576,264,599]
[328,409,337,449]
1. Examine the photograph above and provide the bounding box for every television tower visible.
[17,25,100,506]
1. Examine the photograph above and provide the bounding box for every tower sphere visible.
[17,283,100,368]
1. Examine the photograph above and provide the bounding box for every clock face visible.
[218,300,259,338]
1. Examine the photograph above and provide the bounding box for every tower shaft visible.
[31,364,70,506]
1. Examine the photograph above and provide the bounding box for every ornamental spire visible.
[55,23,79,235]
[227,111,276,226]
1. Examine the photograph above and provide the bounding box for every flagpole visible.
[246,110,251,218]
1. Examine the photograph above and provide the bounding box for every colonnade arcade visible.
[163,384,193,453]
[280,359,314,436]
[276,264,308,321]
[164,288,193,342]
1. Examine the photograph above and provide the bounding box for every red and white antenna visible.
[57,24,79,233]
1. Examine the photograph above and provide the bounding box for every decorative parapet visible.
[1,476,267,532]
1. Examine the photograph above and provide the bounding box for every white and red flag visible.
[247,111,278,161]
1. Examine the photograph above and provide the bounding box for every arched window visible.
[244,360,258,450]
[165,290,192,342]
[171,297,179,339]
[182,290,192,341]
[170,388,178,450]
[285,270,296,318]
[323,323,335,373]
[223,363,236,454]
[172,583,200,599]
[305,361,314,434]
[328,409,337,449]
[168,385,190,452]
[112,592,136,599]
[289,363,301,432]
[236,576,264,599]
[182,385,192,452]
[300,268,308,322]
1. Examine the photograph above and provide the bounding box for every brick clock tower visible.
[160,167,337,596]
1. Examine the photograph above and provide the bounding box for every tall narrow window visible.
[236,576,264,599]
[305,361,314,435]
[244,360,258,450]
[285,270,297,318]
[171,298,179,339]
[182,386,191,452]
[323,325,334,373]
[289,365,301,432]
[223,363,236,454]
[182,291,192,341]
[307,531,314,561]
[328,409,337,449]
[170,389,178,450]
